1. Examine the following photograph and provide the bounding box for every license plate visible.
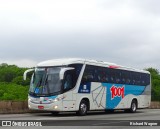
[38,105,44,109]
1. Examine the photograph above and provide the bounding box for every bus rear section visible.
[75,64,151,114]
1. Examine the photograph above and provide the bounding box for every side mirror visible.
[23,69,34,80]
[59,67,74,80]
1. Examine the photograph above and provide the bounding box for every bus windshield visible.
[29,67,63,96]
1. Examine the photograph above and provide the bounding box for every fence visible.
[0,101,28,114]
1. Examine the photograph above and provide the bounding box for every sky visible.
[0,0,160,69]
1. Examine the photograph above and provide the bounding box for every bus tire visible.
[130,100,137,113]
[105,109,114,113]
[51,111,59,115]
[77,100,88,116]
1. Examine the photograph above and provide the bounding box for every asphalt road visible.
[0,109,160,129]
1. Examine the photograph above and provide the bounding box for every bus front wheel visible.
[76,100,88,116]
[51,111,59,115]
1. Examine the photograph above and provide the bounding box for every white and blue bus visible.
[24,58,151,116]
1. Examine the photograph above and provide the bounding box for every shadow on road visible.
[31,110,145,117]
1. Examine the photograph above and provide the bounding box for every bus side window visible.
[137,73,139,85]
[132,72,136,85]
[130,72,133,85]
[141,73,145,86]
[115,70,121,84]
[68,64,83,87]
[119,70,123,84]
[121,70,126,84]
[109,69,114,83]
[63,71,73,90]
[105,68,109,82]
[81,65,94,84]
[97,67,104,82]
[126,71,131,85]
[146,74,150,86]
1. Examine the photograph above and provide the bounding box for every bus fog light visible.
[54,99,58,102]
[54,106,58,109]
[28,104,31,108]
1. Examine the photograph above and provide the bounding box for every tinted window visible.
[63,71,73,91]
[81,65,150,86]
[68,64,83,84]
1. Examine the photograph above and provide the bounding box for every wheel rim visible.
[80,103,87,114]
[132,103,136,112]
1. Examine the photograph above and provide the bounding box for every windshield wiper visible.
[42,74,50,94]
[44,75,48,85]
[38,77,43,87]
[33,77,43,94]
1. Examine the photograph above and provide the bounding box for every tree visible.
[0,63,31,86]
[145,68,160,101]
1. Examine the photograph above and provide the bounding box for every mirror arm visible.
[23,69,34,80]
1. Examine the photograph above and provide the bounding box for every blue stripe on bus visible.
[102,83,145,109]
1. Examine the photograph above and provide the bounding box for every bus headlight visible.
[53,105,58,109]
[49,98,59,103]
[54,95,66,102]
[54,98,58,102]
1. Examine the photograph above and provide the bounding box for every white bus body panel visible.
[27,58,151,112]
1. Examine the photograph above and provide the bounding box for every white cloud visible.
[0,0,160,70]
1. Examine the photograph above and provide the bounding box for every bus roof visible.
[37,58,150,74]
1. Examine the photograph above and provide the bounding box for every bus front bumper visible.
[28,100,62,112]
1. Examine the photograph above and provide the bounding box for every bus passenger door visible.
[62,70,76,111]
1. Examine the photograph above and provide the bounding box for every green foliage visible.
[0,82,29,101]
[12,76,30,86]
[0,63,32,101]
[0,63,31,85]
[145,68,160,101]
